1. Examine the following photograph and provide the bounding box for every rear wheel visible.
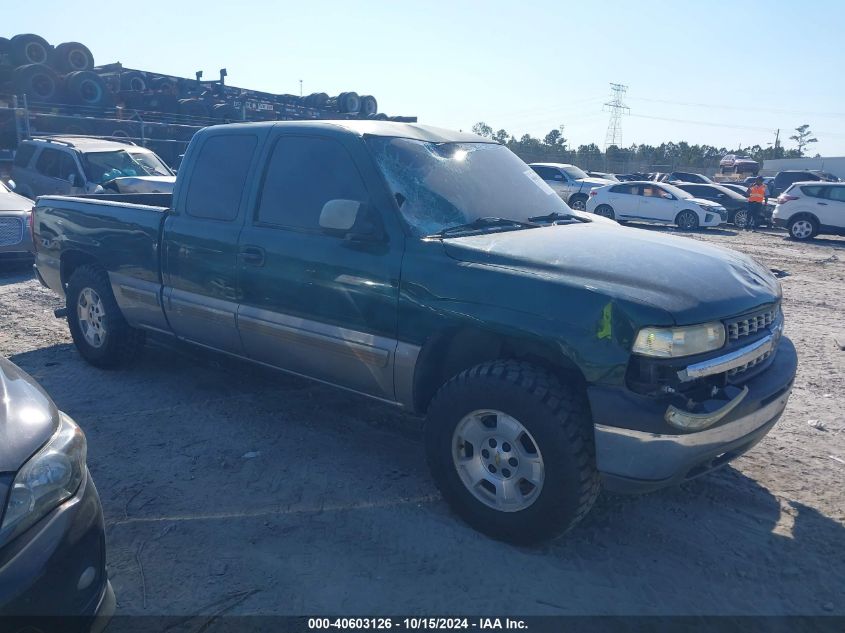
[676,209,700,230]
[788,216,817,240]
[66,265,145,368]
[733,209,749,228]
[425,360,600,543]
[569,195,587,211]
[594,204,615,220]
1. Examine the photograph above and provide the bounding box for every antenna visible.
[603,83,630,149]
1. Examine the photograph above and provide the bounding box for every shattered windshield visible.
[366,137,572,237]
[82,149,173,184]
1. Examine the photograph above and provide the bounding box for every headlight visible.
[0,413,86,544]
[632,322,726,358]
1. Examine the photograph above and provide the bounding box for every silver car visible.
[0,180,34,263]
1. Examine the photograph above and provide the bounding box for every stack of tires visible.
[0,33,108,108]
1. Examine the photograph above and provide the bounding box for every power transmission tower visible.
[603,83,630,149]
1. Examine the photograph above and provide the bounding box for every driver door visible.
[638,184,677,223]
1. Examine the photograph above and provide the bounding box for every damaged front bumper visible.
[588,336,797,493]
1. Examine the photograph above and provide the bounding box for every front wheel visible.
[594,204,615,220]
[733,209,749,229]
[66,265,145,368]
[425,360,600,543]
[788,216,817,240]
[676,209,700,230]
[569,195,587,211]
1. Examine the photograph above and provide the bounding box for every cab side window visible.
[256,136,368,231]
[35,148,63,178]
[185,135,258,221]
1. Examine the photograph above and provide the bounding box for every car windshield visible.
[366,137,573,237]
[562,165,589,180]
[82,149,173,184]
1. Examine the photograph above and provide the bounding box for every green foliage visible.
[789,124,818,155]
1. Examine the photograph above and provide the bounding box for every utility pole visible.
[603,83,630,150]
[773,128,780,158]
[299,80,303,97]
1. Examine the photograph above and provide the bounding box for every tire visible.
[51,42,95,73]
[338,91,360,113]
[0,38,12,68]
[788,216,817,240]
[568,195,588,211]
[12,64,60,101]
[66,71,112,106]
[732,208,749,229]
[66,265,145,368]
[10,34,52,67]
[151,76,177,94]
[120,70,147,92]
[359,95,378,117]
[675,209,700,230]
[593,205,615,220]
[425,360,600,543]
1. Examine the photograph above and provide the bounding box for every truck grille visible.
[0,217,24,246]
[728,350,772,377]
[726,305,778,342]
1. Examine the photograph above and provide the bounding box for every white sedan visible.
[585,181,726,229]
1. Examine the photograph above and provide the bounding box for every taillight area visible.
[777,194,799,204]
[589,190,597,197]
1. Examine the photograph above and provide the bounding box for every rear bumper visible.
[592,336,797,492]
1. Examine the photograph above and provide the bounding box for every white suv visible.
[772,182,845,240]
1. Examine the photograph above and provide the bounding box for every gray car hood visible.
[0,358,60,472]
[0,191,34,212]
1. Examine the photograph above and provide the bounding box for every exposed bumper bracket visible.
[664,386,749,431]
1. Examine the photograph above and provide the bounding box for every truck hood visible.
[0,191,34,211]
[110,176,176,194]
[0,357,60,473]
[442,223,781,324]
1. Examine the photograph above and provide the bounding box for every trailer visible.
[0,33,415,170]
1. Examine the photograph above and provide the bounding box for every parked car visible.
[587,171,619,182]
[32,121,796,543]
[770,171,837,197]
[718,183,749,196]
[11,136,176,199]
[528,162,614,210]
[0,180,34,263]
[660,171,713,184]
[675,182,767,228]
[0,356,114,627]
[772,181,845,240]
[586,181,727,229]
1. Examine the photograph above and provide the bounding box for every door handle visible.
[238,246,265,266]
[817,202,828,206]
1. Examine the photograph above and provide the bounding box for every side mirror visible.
[319,199,383,242]
[6,179,15,191]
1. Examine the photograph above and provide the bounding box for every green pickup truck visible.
[32,121,797,542]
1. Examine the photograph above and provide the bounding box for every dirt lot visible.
[1,226,843,617]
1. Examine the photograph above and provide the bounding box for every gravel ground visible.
[0,226,843,617]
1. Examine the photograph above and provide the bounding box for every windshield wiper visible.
[527,211,582,224]
[425,217,539,239]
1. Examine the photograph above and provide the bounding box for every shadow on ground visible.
[8,340,845,616]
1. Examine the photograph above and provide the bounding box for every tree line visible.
[471,122,817,174]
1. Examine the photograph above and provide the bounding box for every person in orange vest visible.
[745,176,769,231]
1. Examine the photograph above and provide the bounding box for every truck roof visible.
[199,120,490,144]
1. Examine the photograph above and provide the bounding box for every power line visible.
[628,96,845,119]
[603,83,629,149]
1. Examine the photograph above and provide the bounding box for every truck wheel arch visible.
[411,327,587,414]
[60,250,100,287]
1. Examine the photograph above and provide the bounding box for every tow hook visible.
[665,386,749,432]
[54,307,68,318]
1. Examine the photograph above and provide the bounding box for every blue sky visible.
[8,0,845,154]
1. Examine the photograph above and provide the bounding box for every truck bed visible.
[34,194,169,295]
